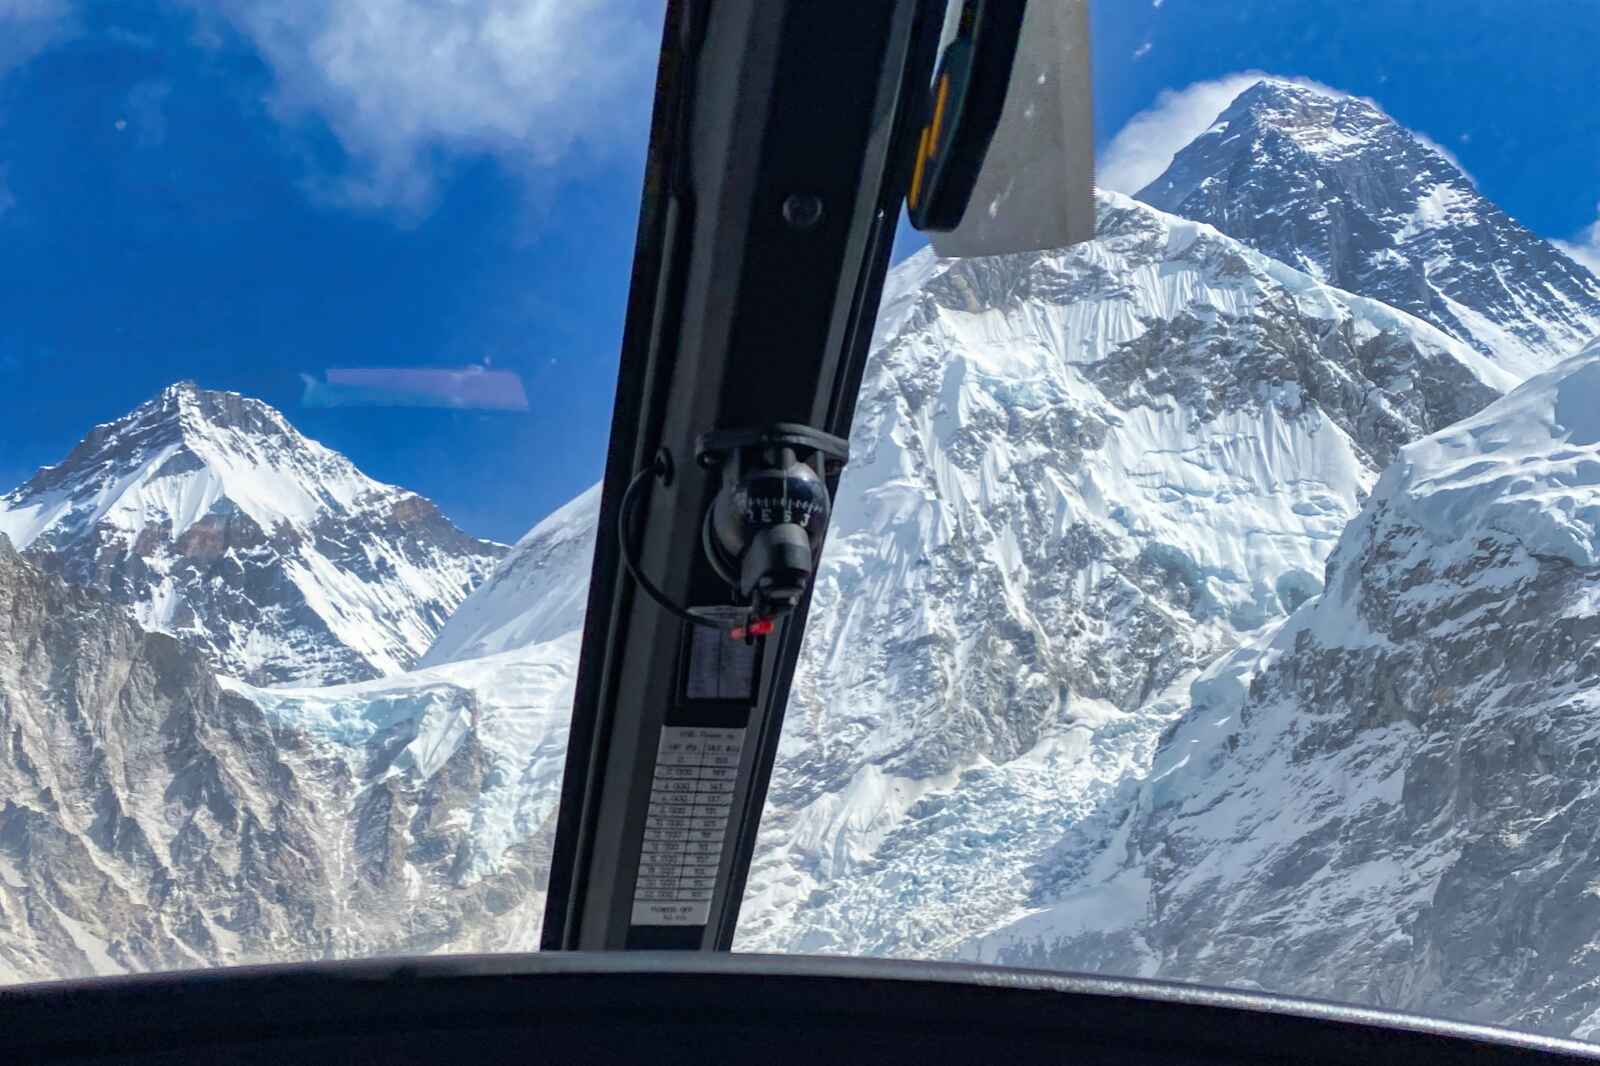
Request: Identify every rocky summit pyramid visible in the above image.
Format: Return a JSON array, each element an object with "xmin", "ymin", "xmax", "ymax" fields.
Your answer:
[
  {"xmin": 0, "ymin": 382, "xmax": 505, "ymax": 686},
  {"xmin": 1138, "ymin": 79, "xmax": 1600, "ymax": 380}
]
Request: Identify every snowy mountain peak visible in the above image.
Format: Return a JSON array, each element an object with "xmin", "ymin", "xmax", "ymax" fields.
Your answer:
[
  {"xmin": 1138, "ymin": 80, "xmax": 1600, "ymax": 378},
  {"xmin": 95, "ymin": 379, "xmax": 291, "ymax": 453},
  {"xmin": 166, "ymin": 379, "xmax": 297, "ymax": 439},
  {"xmin": 9, "ymin": 381, "xmax": 372, "ymax": 544},
  {"xmin": 1222, "ymin": 78, "xmax": 1383, "ymax": 138},
  {"xmin": 1231, "ymin": 76, "xmax": 1336, "ymax": 103},
  {"xmin": 0, "ymin": 383, "xmax": 505, "ymax": 686}
]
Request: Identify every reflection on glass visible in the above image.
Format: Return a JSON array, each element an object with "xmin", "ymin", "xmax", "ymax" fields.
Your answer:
[{"xmin": 304, "ymin": 367, "xmax": 532, "ymax": 412}]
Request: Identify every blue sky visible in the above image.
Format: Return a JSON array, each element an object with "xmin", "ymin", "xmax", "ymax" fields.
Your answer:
[{"xmin": 1, "ymin": 0, "xmax": 1597, "ymax": 543}]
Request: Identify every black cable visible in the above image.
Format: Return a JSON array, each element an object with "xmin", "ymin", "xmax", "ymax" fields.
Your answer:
[{"xmin": 618, "ymin": 461, "xmax": 725, "ymax": 629}]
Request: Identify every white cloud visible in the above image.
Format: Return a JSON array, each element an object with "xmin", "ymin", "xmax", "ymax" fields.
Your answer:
[
  {"xmin": 197, "ymin": 0, "xmax": 662, "ymax": 214},
  {"xmin": 0, "ymin": 0, "xmax": 77, "ymax": 76},
  {"xmin": 1132, "ymin": 41, "xmax": 1152, "ymax": 60},
  {"xmin": 1555, "ymin": 208, "xmax": 1600, "ymax": 276},
  {"xmin": 1097, "ymin": 71, "xmax": 1475, "ymax": 195}
]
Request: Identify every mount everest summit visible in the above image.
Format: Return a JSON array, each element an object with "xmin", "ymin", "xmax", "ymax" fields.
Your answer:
[{"xmin": 1138, "ymin": 80, "xmax": 1600, "ymax": 378}]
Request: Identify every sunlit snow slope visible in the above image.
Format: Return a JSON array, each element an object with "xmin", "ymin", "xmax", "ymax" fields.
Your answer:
[
  {"xmin": 976, "ymin": 341, "xmax": 1600, "ymax": 1040},
  {"xmin": 421, "ymin": 485, "xmax": 598, "ymax": 667},
  {"xmin": 0, "ymin": 382, "xmax": 504, "ymax": 686}
]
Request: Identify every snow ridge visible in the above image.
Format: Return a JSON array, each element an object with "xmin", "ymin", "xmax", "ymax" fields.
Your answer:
[{"xmin": 422, "ymin": 484, "xmax": 598, "ymax": 667}]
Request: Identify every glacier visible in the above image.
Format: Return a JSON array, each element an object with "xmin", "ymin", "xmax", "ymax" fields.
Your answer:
[{"xmin": 230, "ymin": 631, "xmax": 579, "ymax": 889}]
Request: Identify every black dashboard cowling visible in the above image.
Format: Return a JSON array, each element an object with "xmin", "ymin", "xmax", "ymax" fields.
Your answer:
[{"xmin": 0, "ymin": 954, "xmax": 1594, "ymax": 1065}]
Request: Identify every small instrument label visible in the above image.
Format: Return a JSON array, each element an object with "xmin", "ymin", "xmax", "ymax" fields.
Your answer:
[{"xmin": 629, "ymin": 726, "xmax": 744, "ymax": 926}]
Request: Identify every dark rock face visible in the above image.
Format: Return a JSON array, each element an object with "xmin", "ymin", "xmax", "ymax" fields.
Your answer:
[
  {"xmin": 0, "ymin": 382, "xmax": 505, "ymax": 686},
  {"xmin": 1138, "ymin": 80, "xmax": 1600, "ymax": 377},
  {"xmin": 0, "ymin": 535, "xmax": 549, "ymax": 981}
]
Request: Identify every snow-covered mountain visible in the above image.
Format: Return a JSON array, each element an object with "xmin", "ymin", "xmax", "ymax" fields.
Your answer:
[
  {"xmin": 0, "ymin": 382, "xmax": 505, "ymax": 686},
  {"xmin": 0, "ymin": 532, "xmax": 567, "ymax": 980},
  {"xmin": 735, "ymin": 189, "xmax": 1512, "ymax": 955},
  {"xmin": 9, "ymin": 71, "xmax": 1600, "ymax": 1044},
  {"xmin": 401, "ymin": 186, "xmax": 1515, "ymax": 958},
  {"xmin": 976, "ymin": 340, "xmax": 1600, "ymax": 1039},
  {"xmin": 1138, "ymin": 79, "xmax": 1600, "ymax": 379}
]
